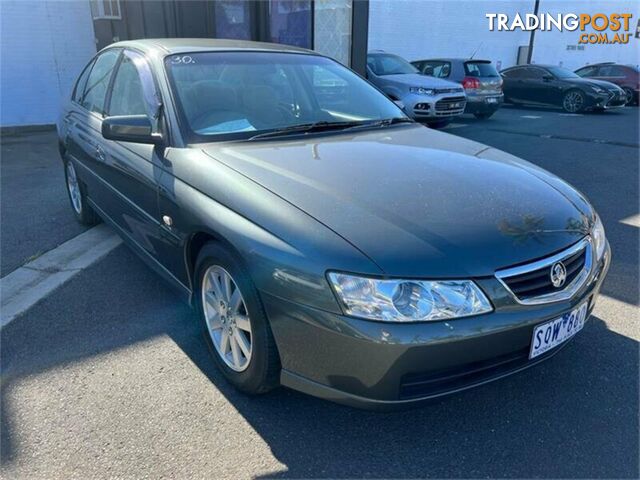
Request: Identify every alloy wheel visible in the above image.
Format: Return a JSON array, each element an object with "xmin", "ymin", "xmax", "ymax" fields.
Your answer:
[
  {"xmin": 563, "ymin": 91, "xmax": 584, "ymax": 113},
  {"xmin": 201, "ymin": 265, "xmax": 252, "ymax": 371},
  {"xmin": 66, "ymin": 161, "xmax": 82, "ymax": 214}
]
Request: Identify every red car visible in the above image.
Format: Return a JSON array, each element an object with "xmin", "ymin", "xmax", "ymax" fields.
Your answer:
[{"xmin": 575, "ymin": 63, "xmax": 639, "ymax": 105}]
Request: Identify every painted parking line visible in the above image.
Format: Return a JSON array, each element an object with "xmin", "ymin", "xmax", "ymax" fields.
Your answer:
[
  {"xmin": 559, "ymin": 113, "xmax": 584, "ymax": 117},
  {"xmin": 0, "ymin": 224, "xmax": 122, "ymax": 328},
  {"xmin": 444, "ymin": 123, "xmax": 468, "ymax": 129},
  {"xmin": 521, "ymin": 115, "xmax": 543, "ymax": 119},
  {"xmin": 620, "ymin": 214, "xmax": 640, "ymax": 228}
]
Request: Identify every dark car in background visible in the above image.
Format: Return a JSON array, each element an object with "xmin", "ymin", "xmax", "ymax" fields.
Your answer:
[
  {"xmin": 58, "ymin": 39, "xmax": 610, "ymax": 409},
  {"xmin": 412, "ymin": 58, "xmax": 503, "ymax": 119},
  {"xmin": 501, "ymin": 65, "xmax": 627, "ymax": 113},
  {"xmin": 575, "ymin": 63, "xmax": 639, "ymax": 105}
]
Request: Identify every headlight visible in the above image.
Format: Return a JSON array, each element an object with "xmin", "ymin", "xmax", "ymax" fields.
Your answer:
[
  {"xmin": 327, "ymin": 272, "xmax": 492, "ymax": 322},
  {"xmin": 409, "ymin": 87, "xmax": 435, "ymax": 96},
  {"xmin": 591, "ymin": 214, "xmax": 606, "ymax": 261}
]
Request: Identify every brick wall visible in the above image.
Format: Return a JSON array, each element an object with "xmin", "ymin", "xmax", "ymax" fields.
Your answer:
[{"xmin": 0, "ymin": 1, "xmax": 96, "ymax": 127}]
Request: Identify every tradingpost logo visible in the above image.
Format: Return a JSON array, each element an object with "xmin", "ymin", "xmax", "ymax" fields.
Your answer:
[{"xmin": 486, "ymin": 13, "xmax": 636, "ymax": 45}]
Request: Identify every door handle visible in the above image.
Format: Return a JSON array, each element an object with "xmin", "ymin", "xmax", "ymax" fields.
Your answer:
[{"xmin": 95, "ymin": 145, "xmax": 106, "ymax": 162}]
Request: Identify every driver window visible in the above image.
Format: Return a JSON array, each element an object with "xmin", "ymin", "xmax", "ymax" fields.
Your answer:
[{"xmin": 108, "ymin": 54, "xmax": 148, "ymax": 116}]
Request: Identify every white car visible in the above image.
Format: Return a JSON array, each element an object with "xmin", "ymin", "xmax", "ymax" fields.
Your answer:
[{"xmin": 366, "ymin": 51, "xmax": 467, "ymax": 127}]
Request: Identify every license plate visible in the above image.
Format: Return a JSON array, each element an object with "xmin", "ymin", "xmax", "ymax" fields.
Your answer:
[
  {"xmin": 529, "ymin": 302, "xmax": 588, "ymax": 359},
  {"xmin": 486, "ymin": 97, "xmax": 498, "ymax": 104}
]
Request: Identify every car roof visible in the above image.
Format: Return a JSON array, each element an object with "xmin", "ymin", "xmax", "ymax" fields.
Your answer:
[
  {"xmin": 412, "ymin": 58, "xmax": 492, "ymax": 63},
  {"xmin": 504, "ymin": 64, "xmax": 561, "ymax": 69},
  {"xmin": 102, "ymin": 38, "xmax": 316, "ymax": 56}
]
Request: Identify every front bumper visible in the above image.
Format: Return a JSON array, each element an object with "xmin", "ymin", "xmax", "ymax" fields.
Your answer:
[
  {"xmin": 264, "ymin": 244, "xmax": 610, "ymax": 410},
  {"xmin": 590, "ymin": 90, "xmax": 627, "ymax": 109},
  {"xmin": 403, "ymin": 92, "xmax": 466, "ymax": 121}
]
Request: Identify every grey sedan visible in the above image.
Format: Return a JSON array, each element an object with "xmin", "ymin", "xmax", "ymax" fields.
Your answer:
[{"xmin": 58, "ymin": 39, "xmax": 610, "ymax": 409}]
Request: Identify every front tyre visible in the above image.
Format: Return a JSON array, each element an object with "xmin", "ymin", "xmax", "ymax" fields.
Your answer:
[
  {"xmin": 64, "ymin": 159, "xmax": 99, "ymax": 226},
  {"xmin": 195, "ymin": 242, "xmax": 280, "ymax": 394},
  {"xmin": 562, "ymin": 90, "xmax": 586, "ymax": 113}
]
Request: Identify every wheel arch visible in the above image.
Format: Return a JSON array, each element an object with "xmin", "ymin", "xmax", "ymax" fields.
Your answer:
[{"xmin": 185, "ymin": 229, "xmax": 244, "ymax": 292}]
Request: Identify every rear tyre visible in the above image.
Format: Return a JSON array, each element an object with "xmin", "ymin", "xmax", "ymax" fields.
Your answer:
[
  {"xmin": 562, "ymin": 89, "xmax": 586, "ymax": 113},
  {"xmin": 64, "ymin": 159, "xmax": 99, "ymax": 226},
  {"xmin": 474, "ymin": 112, "xmax": 494, "ymax": 119},
  {"xmin": 195, "ymin": 242, "xmax": 280, "ymax": 394}
]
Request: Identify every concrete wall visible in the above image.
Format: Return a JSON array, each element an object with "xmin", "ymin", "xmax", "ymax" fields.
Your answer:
[
  {"xmin": 0, "ymin": 1, "xmax": 96, "ymax": 127},
  {"xmin": 530, "ymin": 1, "xmax": 640, "ymax": 70},
  {"xmin": 368, "ymin": 0, "xmax": 531, "ymax": 71},
  {"xmin": 368, "ymin": 0, "xmax": 640, "ymax": 71}
]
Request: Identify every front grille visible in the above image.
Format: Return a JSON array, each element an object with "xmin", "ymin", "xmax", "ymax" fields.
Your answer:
[
  {"xmin": 434, "ymin": 87, "xmax": 464, "ymax": 94},
  {"xmin": 399, "ymin": 346, "xmax": 562, "ymax": 400},
  {"xmin": 435, "ymin": 96, "xmax": 466, "ymax": 111},
  {"xmin": 502, "ymin": 247, "xmax": 586, "ymax": 300}
]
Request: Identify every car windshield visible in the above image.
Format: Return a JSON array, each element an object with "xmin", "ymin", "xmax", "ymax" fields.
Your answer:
[
  {"xmin": 547, "ymin": 66, "xmax": 580, "ymax": 79},
  {"xmin": 368, "ymin": 54, "xmax": 419, "ymax": 76},
  {"xmin": 165, "ymin": 52, "xmax": 407, "ymax": 142},
  {"xmin": 464, "ymin": 61, "xmax": 499, "ymax": 77}
]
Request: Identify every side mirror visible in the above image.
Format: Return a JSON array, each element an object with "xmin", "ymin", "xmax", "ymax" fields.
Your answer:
[
  {"xmin": 102, "ymin": 115, "xmax": 162, "ymax": 145},
  {"xmin": 542, "ymin": 75, "xmax": 554, "ymax": 82}
]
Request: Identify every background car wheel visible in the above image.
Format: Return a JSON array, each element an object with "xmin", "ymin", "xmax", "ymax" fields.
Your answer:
[
  {"xmin": 562, "ymin": 90, "xmax": 586, "ymax": 113},
  {"xmin": 427, "ymin": 119, "xmax": 451, "ymax": 129},
  {"xmin": 195, "ymin": 242, "xmax": 280, "ymax": 394},
  {"xmin": 622, "ymin": 87, "xmax": 637, "ymax": 106},
  {"xmin": 64, "ymin": 159, "xmax": 99, "ymax": 226},
  {"xmin": 473, "ymin": 112, "xmax": 494, "ymax": 119}
]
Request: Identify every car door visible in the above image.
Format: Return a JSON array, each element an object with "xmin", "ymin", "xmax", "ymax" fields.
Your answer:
[
  {"xmin": 518, "ymin": 67, "xmax": 541, "ymax": 103},
  {"xmin": 98, "ymin": 48, "xmax": 166, "ymax": 260},
  {"xmin": 501, "ymin": 68, "xmax": 526, "ymax": 101},
  {"xmin": 64, "ymin": 48, "xmax": 122, "ymax": 209}
]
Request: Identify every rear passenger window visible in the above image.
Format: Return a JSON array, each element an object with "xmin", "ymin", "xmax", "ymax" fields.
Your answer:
[{"xmin": 81, "ymin": 49, "xmax": 121, "ymax": 115}]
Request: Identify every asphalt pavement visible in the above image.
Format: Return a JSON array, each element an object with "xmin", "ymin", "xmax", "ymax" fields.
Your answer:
[{"xmin": 1, "ymin": 106, "xmax": 638, "ymax": 479}]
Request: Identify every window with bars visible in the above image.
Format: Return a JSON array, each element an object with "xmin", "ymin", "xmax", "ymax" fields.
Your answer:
[{"xmin": 90, "ymin": 0, "xmax": 121, "ymax": 20}]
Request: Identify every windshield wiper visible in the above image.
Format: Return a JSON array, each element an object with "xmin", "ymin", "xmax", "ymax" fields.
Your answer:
[
  {"xmin": 248, "ymin": 121, "xmax": 365, "ymax": 140},
  {"xmin": 247, "ymin": 118, "xmax": 414, "ymax": 141},
  {"xmin": 350, "ymin": 117, "xmax": 414, "ymax": 129}
]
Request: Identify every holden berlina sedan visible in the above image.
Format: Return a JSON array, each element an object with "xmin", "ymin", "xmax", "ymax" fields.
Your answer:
[
  {"xmin": 58, "ymin": 39, "xmax": 610, "ymax": 409},
  {"xmin": 501, "ymin": 64, "xmax": 627, "ymax": 113}
]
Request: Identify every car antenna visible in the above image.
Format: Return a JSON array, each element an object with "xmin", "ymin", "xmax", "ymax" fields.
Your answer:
[{"xmin": 469, "ymin": 42, "xmax": 483, "ymax": 60}]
